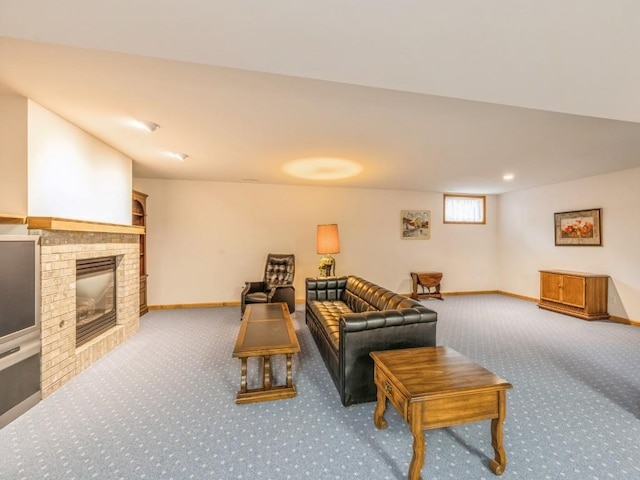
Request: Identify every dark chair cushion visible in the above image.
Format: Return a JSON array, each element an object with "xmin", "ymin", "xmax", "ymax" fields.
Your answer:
[{"xmin": 245, "ymin": 292, "xmax": 268, "ymax": 303}]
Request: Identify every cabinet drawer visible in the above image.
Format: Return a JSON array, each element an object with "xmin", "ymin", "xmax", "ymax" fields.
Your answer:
[{"xmin": 374, "ymin": 368, "xmax": 407, "ymax": 419}]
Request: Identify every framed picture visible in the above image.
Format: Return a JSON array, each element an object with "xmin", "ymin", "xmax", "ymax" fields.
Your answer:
[
  {"xmin": 554, "ymin": 208, "xmax": 602, "ymax": 246},
  {"xmin": 401, "ymin": 210, "xmax": 430, "ymax": 240}
]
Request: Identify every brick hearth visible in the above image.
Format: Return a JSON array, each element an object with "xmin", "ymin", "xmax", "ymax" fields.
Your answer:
[{"xmin": 33, "ymin": 229, "xmax": 140, "ymax": 397}]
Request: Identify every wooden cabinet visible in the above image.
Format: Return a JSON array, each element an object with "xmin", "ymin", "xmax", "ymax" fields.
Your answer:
[
  {"xmin": 132, "ymin": 190, "xmax": 149, "ymax": 316},
  {"xmin": 538, "ymin": 270, "xmax": 609, "ymax": 320}
]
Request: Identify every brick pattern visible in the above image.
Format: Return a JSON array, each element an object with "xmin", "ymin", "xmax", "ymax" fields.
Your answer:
[{"xmin": 33, "ymin": 230, "xmax": 140, "ymax": 398}]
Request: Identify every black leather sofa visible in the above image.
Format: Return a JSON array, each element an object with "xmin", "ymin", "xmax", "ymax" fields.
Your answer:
[{"xmin": 305, "ymin": 275, "xmax": 438, "ymax": 406}]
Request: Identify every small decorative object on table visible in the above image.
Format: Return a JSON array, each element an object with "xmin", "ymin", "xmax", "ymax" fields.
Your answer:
[{"xmin": 410, "ymin": 272, "xmax": 443, "ymax": 300}]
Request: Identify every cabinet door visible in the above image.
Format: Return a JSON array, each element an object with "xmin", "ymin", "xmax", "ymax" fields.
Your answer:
[
  {"xmin": 561, "ymin": 275, "xmax": 586, "ymax": 308},
  {"xmin": 540, "ymin": 272, "xmax": 562, "ymax": 301}
]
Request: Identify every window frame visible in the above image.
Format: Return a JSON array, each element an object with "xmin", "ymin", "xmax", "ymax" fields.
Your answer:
[{"xmin": 443, "ymin": 194, "xmax": 486, "ymax": 225}]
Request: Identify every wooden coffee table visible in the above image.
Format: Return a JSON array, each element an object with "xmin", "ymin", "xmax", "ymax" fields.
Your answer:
[
  {"xmin": 232, "ymin": 303, "xmax": 300, "ymax": 404},
  {"xmin": 370, "ymin": 346, "xmax": 512, "ymax": 479}
]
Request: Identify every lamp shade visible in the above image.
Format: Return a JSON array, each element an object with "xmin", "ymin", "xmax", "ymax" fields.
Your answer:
[{"xmin": 317, "ymin": 224, "xmax": 340, "ymax": 254}]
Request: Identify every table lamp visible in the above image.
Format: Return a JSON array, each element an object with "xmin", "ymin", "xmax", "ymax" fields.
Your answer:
[{"xmin": 317, "ymin": 224, "xmax": 340, "ymax": 276}]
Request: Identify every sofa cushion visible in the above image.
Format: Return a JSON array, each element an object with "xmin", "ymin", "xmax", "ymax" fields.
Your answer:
[
  {"xmin": 307, "ymin": 300, "xmax": 353, "ymax": 349},
  {"xmin": 245, "ymin": 292, "xmax": 268, "ymax": 303}
]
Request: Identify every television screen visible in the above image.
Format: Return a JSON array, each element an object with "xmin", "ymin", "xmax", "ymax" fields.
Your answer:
[{"xmin": 0, "ymin": 237, "xmax": 39, "ymax": 339}]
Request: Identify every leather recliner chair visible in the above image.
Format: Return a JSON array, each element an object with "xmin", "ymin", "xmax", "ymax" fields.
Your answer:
[{"xmin": 241, "ymin": 253, "xmax": 296, "ymax": 317}]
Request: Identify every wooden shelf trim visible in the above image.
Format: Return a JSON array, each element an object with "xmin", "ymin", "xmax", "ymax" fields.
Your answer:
[
  {"xmin": 0, "ymin": 213, "xmax": 28, "ymax": 224},
  {"xmin": 26, "ymin": 217, "xmax": 145, "ymax": 235}
]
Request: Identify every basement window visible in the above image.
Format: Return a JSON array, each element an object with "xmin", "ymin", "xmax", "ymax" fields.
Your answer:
[{"xmin": 443, "ymin": 194, "xmax": 486, "ymax": 224}]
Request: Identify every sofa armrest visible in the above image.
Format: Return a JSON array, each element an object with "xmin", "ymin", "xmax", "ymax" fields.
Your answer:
[
  {"xmin": 269, "ymin": 284, "xmax": 296, "ymax": 313},
  {"xmin": 242, "ymin": 281, "xmax": 266, "ymax": 296},
  {"xmin": 337, "ymin": 305, "xmax": 437, "ymax": 406},
  {"xmin": 267, "ymin": 283, "xmax": 294, "ymax": 302}
]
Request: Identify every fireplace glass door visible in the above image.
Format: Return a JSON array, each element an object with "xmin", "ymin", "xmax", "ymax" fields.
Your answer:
[{"xmin": 76, "ymin": 256, "xmax": 117, "ymax": 346}]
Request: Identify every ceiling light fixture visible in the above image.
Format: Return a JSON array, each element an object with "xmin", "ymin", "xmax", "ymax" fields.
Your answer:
[
  {"xmin": 503, "ymin": 173, "xmax": 515, "ymax": 181},
  {"xmin": 283, "ymin": 157, "xmax": 363, "ymax": 180},
  {"xmin": 169, "ymin": 152, "xmax": 189, "ymax": 162},
  {"xmin": 133, "ymin": 120, "xmax": 160, "ymax": 132}
]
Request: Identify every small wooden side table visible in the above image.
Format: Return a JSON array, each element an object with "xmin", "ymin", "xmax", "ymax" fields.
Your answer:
[
  {"xmin": 371, "ymin": 347, "xmax": 512, "ymax": 479},
  {"xmin": 410, "ymin": 272, "xmax": 443, "ymax": 300}
]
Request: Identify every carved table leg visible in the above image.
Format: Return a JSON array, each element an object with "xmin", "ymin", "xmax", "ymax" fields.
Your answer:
[
  {"xmin": 489, "ymin": 390, "xmax": 507, "ymax": 475},
  {"xmin": 408, "ymin": 403, "xmax": 425, "ymax": 480},
  {"xmin": 410, "ymin": 273, "xmax": 419, "ymax": 300},
  {"xmin": 373, "ymin": 380, "xmax": 388, "ymax": 430},
  {"xmin": 240, "ymin": 358, "xmax": 248, "ymax": 393},
  {"xmin": 433, "ymin": 282, "xmax": 443, "ymax": 299},
  {"xmin": 285, "ymin": 353, "xmax": 293, "ymax": 388},
  {"xmin": 262, "ymin": 356, "xmax": 272, "ymax": 390}
]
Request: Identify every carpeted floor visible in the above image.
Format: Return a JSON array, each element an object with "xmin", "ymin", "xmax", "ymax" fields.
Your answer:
[{"xmin": 1, "ymin": 294, "xmax": 639, "ymax": 479}]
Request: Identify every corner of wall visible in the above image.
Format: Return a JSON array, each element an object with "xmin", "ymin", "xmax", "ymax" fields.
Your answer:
[{"xmin": 0, "ymin": 95, "xmax": 28, "ymax": 215}]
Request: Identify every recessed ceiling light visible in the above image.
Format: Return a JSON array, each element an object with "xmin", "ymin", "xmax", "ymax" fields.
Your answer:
[
  {"xmin": 283, "ymin": 157, "xmax": 363, "ymax": 180},
  {"xmin": 132, "ymin": 120, "xmax": 160, "ymax": 132},
  {"xmin": 503, "ymin": 173, "xmax": 515, "ymax": 181},
  {"xmin": 168, "ymin": 152, "xmax": 188, "ymax": 162}
]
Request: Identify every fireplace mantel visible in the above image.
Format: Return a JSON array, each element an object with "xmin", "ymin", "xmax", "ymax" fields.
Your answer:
[
  {"xmin": 0, "ymin": 213, "xmax": 27, "ymax": 224},
  {"xmin": 0, "ymin": 214, "xmax": 144, "ymax": 235}
]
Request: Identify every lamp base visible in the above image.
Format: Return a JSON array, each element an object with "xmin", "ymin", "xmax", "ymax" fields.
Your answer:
[{"xmin": 318, "ymin": 255, "xmax": 335, "ymax": 277}]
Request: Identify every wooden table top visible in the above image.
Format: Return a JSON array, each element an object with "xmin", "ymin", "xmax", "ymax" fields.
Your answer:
[
  {"xmin": 410, "ymin": 272, "xmax": 443, "ymax": 288},
  {"xmin": 232, "ymin": 303, "xmax": 300, "ymax": 358},
  {"xmin": 370, "ymin": 346, "xmax": 511, "ymax": 401}
]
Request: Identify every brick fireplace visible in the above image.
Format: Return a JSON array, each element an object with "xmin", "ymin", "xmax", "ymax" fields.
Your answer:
[{"xmin": 32, "ymin": 224, "xmax": 141, "ymax": 398}]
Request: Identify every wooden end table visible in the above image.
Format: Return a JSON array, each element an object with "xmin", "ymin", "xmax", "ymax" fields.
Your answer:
[
  {"xmin": 370, "ymin": 346, "xmax": 512, "ymax": 479},
  {"xmin": 232, "ymin": 303, "xmax": 300, "ymax": 404},
  {"xmin": 410, "ymin": 272, "xmax": 443, "ymax": 300}
]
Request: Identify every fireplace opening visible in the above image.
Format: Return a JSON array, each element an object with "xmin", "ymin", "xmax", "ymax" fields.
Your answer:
[{"xmin": 76, "ymin": 256, "xmax": 117, "ymax": 347}]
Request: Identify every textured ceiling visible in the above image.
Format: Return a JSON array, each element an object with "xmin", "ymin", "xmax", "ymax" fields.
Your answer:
[{"xmin": 1, "ymin": 0, "xmax": 639, "ymax": 194}]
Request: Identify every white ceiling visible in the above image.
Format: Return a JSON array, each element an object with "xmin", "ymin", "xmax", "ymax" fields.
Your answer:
[{"xmin": 1, "ymin": 0, "xmax": 639, "ymax": 194}]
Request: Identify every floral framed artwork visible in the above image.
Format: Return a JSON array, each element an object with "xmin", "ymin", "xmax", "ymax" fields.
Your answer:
[
  {"xmin": 401, "ymin": 210, "xmax": 430, "ymax": 240},
  {"xmin": 554, "ymin": 208, "xmax": 602, "ymax": 246}
]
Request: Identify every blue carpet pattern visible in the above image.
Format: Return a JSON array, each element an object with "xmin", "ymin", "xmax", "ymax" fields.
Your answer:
[{"xmin": 1, "ymin": 294, "xmax": 639, "ymax": 479}]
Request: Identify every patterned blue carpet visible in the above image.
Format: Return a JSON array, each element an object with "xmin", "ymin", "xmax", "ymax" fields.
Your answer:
[{"xmin": 1, "ymin": 294, "xmax": 639, "ymax": 479}]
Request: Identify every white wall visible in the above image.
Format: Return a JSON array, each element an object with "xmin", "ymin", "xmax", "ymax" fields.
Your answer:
[
  {"xmin": 27, "ymin": 101, "xmax": 132, "ymax": 224},
  {"xmin": 498, "ymin": 167, "xmax": 640, "ymax": 321},
  {"xmin": 0, "ymin": 95, "xmax": 28, "ymax": 215},
  {"xmin": 133, "ymin": 178, "xmax": 499, "ymax": 306}
]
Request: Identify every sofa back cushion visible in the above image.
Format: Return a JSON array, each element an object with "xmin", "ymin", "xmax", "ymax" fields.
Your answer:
[
  {"xmin": 343, "ymin": 276, "xmax": 419, "ymax": 313},
  {"xmin": 306, "ymin": 276, "xmax": 347, "ymax": 301}
]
